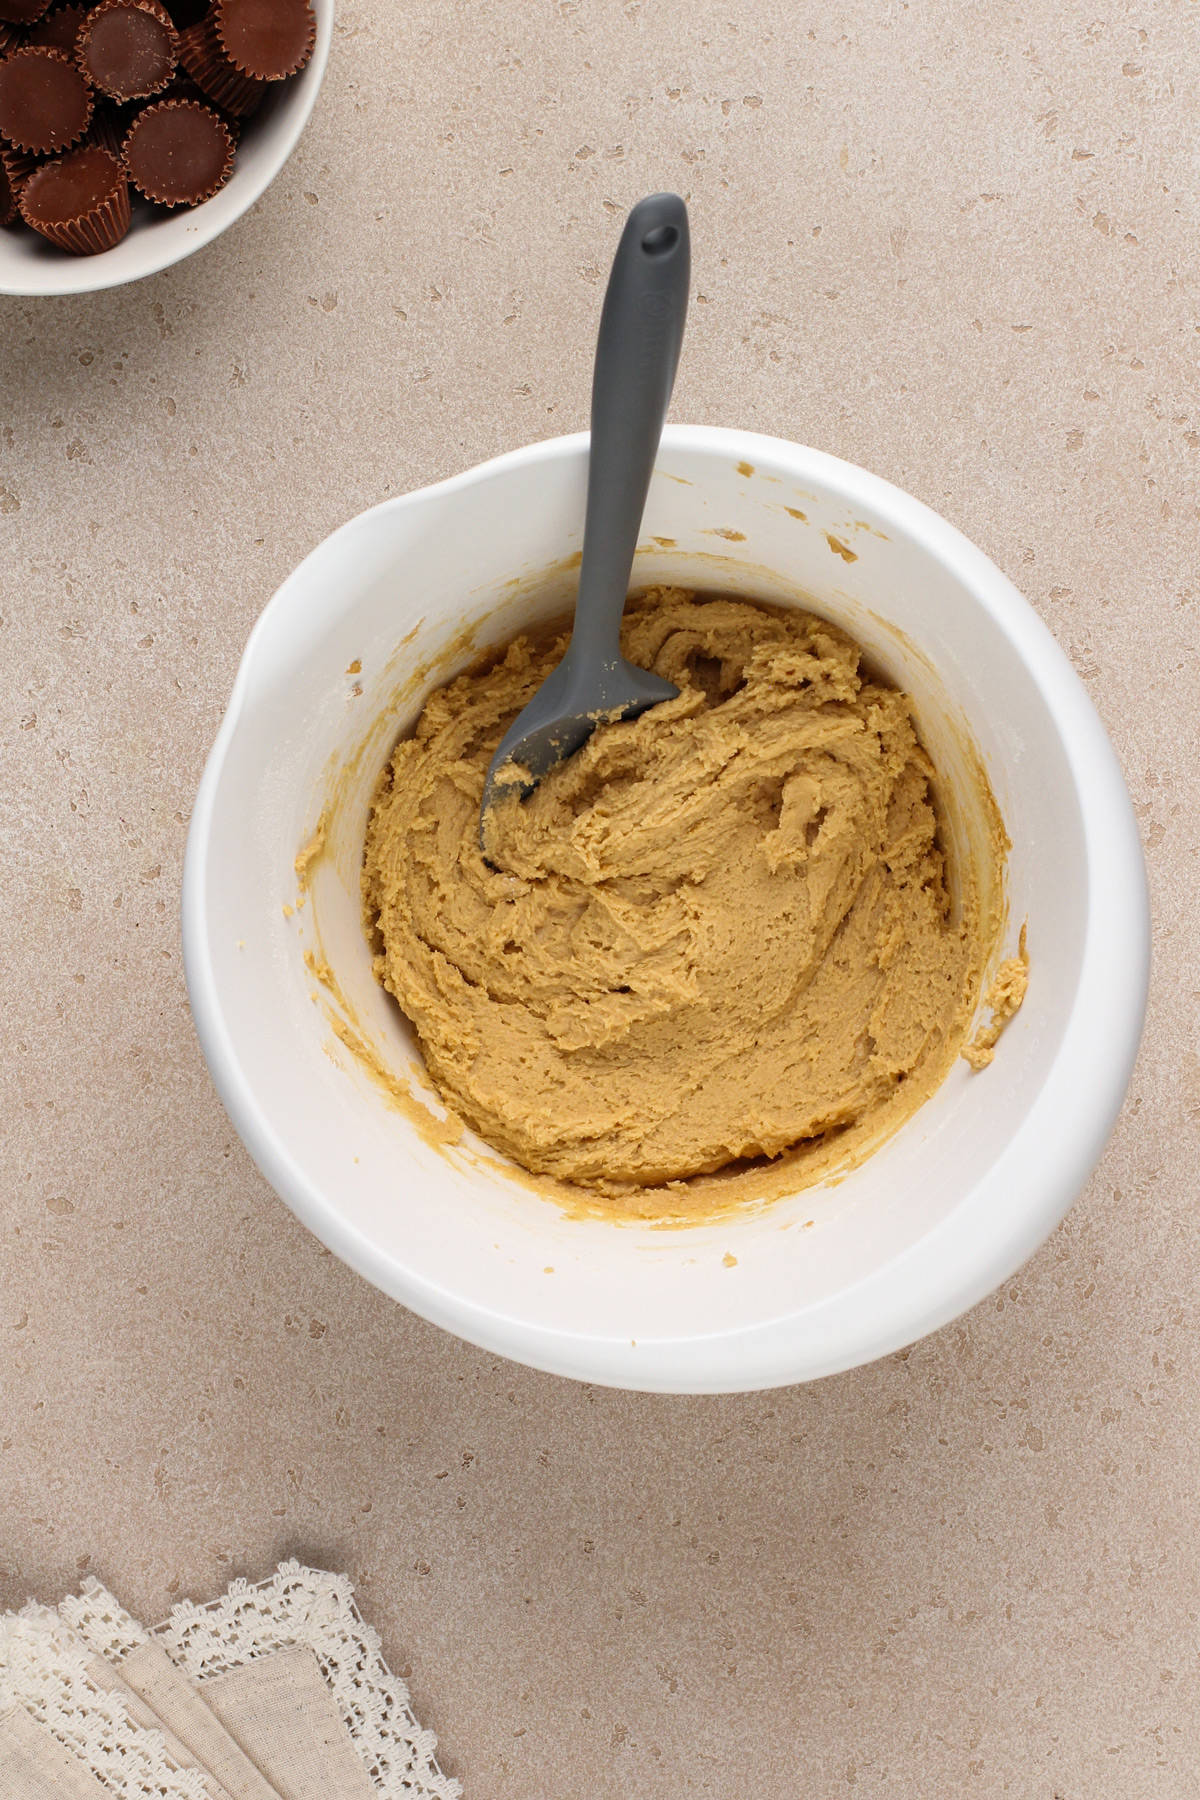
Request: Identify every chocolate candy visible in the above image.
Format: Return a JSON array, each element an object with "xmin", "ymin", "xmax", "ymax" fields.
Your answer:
[
  {"xmin": 176, "ymin": 16, "xmax": 264, "ymax": 116},
  {"xmin": 19, "ymin": 141, "xmax": 130, "ymax": 251},
  {"xmin": 78, "ymin": 0, "xmax": 178, "ymax": 103},
  {"xmin": 124, "ymin": 96, "xmax": 233, "ymax": 205},
  {"xmin": 26, "ymin": 5, "xmax": 91, "ymax": 55},
  {"xmin": 0, "ymin": 46, "xmax": 92, "ymax": 154},
  {"xmin": 214, "ymin": 0, "xmax": 314, "ymax": 82}
]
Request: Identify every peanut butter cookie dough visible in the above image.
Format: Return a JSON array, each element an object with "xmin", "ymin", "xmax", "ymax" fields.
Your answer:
[{"xmin": 363, "ymin": 589, "xmax": 1013, "ymax": 1193}]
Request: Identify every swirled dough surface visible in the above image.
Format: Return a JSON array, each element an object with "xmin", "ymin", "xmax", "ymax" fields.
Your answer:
[{"xmin": 363, "ymin": 589, "xmax": 1003, "ymax": 1193}]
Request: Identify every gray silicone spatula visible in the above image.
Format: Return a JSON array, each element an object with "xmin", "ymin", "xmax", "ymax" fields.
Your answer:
[{"xmin": 479, "ymin": 191, "xmax": 691, "ymax": 843}]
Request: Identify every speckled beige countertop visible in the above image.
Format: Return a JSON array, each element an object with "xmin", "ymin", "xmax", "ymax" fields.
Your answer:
[{"xmin": 1, "ymin": 4, "xmax": 1196, "ymax": 1795}]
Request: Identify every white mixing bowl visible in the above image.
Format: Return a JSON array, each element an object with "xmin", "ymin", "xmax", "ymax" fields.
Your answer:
[
  {"xmin": 182, "ymin": 427, "xmax": 1149, "ymax": 1393},
  {"xmin": 0, "ymin": 0, "xmax": 332, "ymax": 298}
]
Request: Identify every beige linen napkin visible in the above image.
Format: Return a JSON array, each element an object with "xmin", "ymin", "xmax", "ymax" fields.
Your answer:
[
  {"xmin": 57, "ymin": 1599, "xmax": 371, "ymax": 1800},
  {"xmin": 63, "ymin": 1563, "xmax": 460, "ymax": 1800},
  {"xmin": 13, "ymin": 1611, "xmax": 270, "ymax": 1799},
  {"xmin": 2, "ymin": 1564, "xmax": 458, "ymax": 1799}
]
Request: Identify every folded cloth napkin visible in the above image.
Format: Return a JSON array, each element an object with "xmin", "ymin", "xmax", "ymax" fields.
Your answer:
[{"xmin": 0, "ymin": 1563, "xmax": 460, "ymax": 1800}]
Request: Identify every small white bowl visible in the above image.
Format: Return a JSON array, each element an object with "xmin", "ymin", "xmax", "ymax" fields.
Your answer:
[
  {"xmin": 0, "ymin": 0, "xmax": 333, "ymax": 297},
  {"xmin": 183, "ymin": 427, "xmax": 1150, "ymax": 1393}
]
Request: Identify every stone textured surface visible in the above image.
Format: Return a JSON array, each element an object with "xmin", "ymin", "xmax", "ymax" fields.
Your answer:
[{"xmin": 1, "ymin": 3, "xmax": 1196, "ymax": 1795}]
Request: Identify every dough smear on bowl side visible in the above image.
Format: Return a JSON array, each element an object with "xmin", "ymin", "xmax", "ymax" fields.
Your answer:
[{"xmin": 362, "ymin": 587, "xmax": 1022, "ymax": 1202}]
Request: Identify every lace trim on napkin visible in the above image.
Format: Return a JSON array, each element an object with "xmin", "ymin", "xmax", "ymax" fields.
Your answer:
[
  {"xmin": 61, "ymin": 1579, "xmax": 152, "ymax": 1665},
  {"xmin": 0, "ymin": 1603, "xmax": 211, "ymax": 1800}
]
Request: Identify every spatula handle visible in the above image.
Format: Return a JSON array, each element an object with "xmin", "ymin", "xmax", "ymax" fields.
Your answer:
[{"xmin": 571, "ymin": 192, "xmax": 691, "ymax": 666}]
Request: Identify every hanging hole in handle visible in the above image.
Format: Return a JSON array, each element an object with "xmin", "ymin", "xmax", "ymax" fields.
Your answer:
[{"xmin": 641, "ymin": 223, "xmax": 679, "ymax": 256}]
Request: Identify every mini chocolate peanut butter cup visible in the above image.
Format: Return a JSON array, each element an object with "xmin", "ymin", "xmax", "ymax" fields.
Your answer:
[
  {"xmin": 0, "ymin": 0, "xmax": 53, "ymax": 25},
  {"xmin": 19, "ymin": 141, "xmax": 130, "ymax": 250},
  {"xmin": 78, "ymin": 0, "xmax": 178, "ymax": 102},
  {"xmin": 0, "ymin": 155, "xmax": 16, "ymax": 226},
  {"xmin": 176, "ymin": 15, "xmax": 264, "ymax": 116},
  {"xmin": 123, "ymin": 96, "xmax": 232, "ymax": 205},
  {"xmin": 0, "ymin": 46, "xmax": 92, "ymax": 154},
  {"xmin": 214, "ymin": 0, "xmax": 314, "ymax": 81},
  {"xmin": 27, "ymin": 4, "xmax": 90, "ymax": 54}
]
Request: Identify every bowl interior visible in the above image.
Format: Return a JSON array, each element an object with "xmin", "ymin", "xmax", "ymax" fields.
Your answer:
[
  {"xmin": 187, "ymin": 431, "xmax": 1112, "ymax": 1388},
  {"xmin": 0, "ymin": 0, "xmax": 333, "ymax": 297}
]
